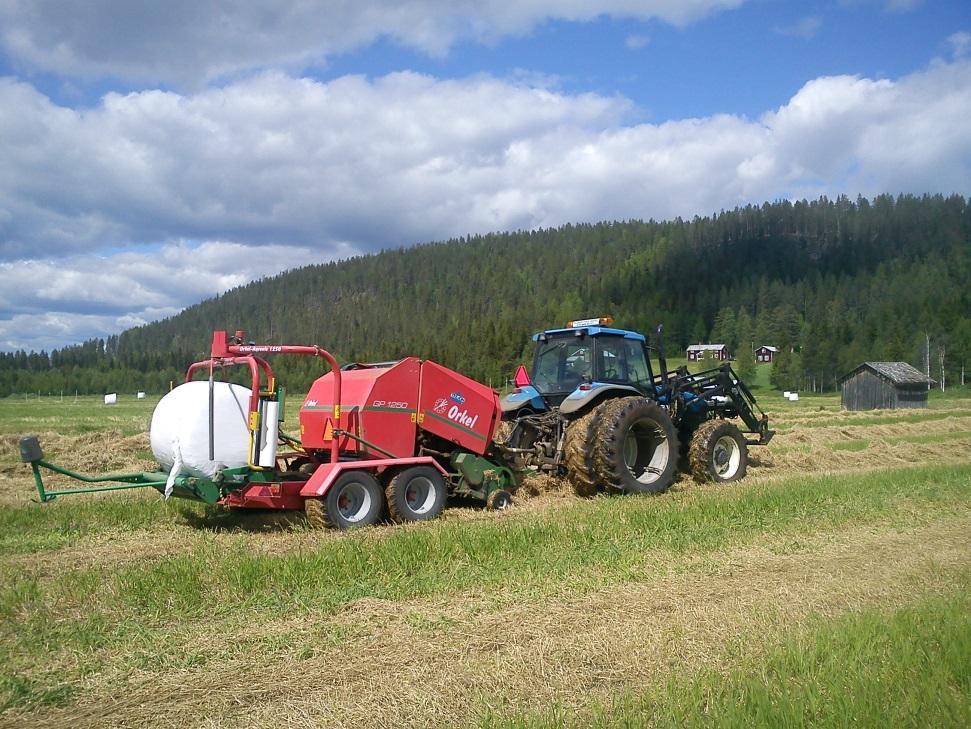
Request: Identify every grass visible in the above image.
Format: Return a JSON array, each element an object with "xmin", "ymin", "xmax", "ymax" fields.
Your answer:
[
  {"xmin": 485, "ymin": 590, "xmax": 971, "ymax": 728},
  {"xmin": 828, "ymin": 438, "xmax": 869, "ymax": 451},
  {"xmin": 1, "ymin": 388, "xmax": 971, "ymax": 726},
  {"xmin": 0, "ymin": 494, "xmax": 190, "ymax": 555},
  {"xmin": 0, "ymin": 395, "xmax": 160, "ymax": 437},
  {"xmin": 2, "ymin": 462, "xmax": 969, "ymax": 716},
  {"xmin": 0, "ymin": 393, "xmax": 310, "ymax": 438}
]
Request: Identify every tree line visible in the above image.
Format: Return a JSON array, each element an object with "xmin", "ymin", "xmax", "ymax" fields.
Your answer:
[{"xmin": 2, "ymin": 193, "xmax": 968, "ymax": 397}]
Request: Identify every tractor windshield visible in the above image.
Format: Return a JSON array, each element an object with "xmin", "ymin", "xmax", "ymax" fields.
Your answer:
[{"xmin": 532, "ymin": 336, "xmax": 594, "ymax": 394}]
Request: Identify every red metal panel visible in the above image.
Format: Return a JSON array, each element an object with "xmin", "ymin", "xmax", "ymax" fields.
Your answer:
[
  {"xmin": 221, "ymin": 480, "xmax": 306, "ymax": 510},
  {"xmin": 300, "ymin": 359, "xmax": 420, "ymax": 458},
  {"xmin": 417, "ymin": 361, "xmax": 500, "ymax": 455},
  {"xmin": 300, "ymin": 368, "xmax": 380, "ymax": 452},
  {"xmin": 360, "ymin": 357, "xmax": 420, "ymax": 458},
  {"xmin": 299, "ymin": 457, "xmax": 446, "ymax": 497}
]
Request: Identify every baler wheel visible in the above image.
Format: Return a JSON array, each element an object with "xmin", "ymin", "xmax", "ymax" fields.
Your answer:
[
  {"xmin": 486, "ymin": 489, "xmax": 513, "ymax": 511},
  {"xmin": 593, "ymin": 397, "xmax": 678, "ymax": 494},
  {"xmin": 385, "ymin": 466, "xmax": 446, "ymax": 523},
  {"xmin": 304, "ymin": 497, "xmax": 328, "ymax": 529},
  {"xmin": 688, "ymin": 420, "xmax": 748, "ymax": 483},
  {"xmin": 306, "ymin": 471, "xmax": 384, "ymax": 529}
]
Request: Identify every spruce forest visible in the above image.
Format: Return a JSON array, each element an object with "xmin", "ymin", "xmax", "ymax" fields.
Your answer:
[{"xmin": 2, "ymin": 193, "xmax": 969, "ymax": 397}]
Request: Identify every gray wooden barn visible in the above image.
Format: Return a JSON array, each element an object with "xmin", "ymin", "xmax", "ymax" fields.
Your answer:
[{"xmin": 838, "ymin": 362, "xmax": 934, "ymax": 411}]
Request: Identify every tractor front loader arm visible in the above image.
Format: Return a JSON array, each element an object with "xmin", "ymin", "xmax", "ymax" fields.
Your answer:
[{"xmin": 670, "ymin": 364, "xmax": 774, "ymax": 445}]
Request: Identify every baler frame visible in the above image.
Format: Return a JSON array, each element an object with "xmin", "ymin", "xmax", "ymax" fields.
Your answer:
[{"xmin": 22, "ymin": 329, "xmax": 518, "ymax": 525}]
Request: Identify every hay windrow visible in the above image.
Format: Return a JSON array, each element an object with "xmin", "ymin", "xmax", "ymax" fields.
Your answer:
[{"xmin": 10, "ymin": 514, "xmax": 970, "ymax": 729}]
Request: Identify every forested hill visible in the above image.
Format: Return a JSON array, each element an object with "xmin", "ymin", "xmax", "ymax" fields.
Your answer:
[{"xmin": 3, "ymin": 193, "xmax": 970, "ymax": 396}]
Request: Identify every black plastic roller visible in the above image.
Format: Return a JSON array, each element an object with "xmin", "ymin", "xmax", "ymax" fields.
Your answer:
[{"xmin": 19, "ymin": 435, "xmax": 43, "ymax": 463}]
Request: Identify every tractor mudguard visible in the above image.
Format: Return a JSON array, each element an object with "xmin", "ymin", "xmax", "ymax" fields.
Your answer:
[
  {"xmin": 559, "ymin": 383, "xmax": 643, "ymax": 415},
  {"xmin": 500, "ymin": 385, "xmax": 546, "ymax": 414},
  {"xmin": 299, "ymin": 457, "xmax": 447, "ymax": 497}
]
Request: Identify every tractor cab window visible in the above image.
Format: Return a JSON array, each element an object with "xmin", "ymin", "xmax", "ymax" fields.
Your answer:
[
  {"xmin": 595, "ymin": 338, "xmax": 628, "ymax": 382},
  {"xmin": 595, "ymin": 336, "xmax": 653, "ymax": 392},
  {"xmin": 623, "ymin": 339, "xmax": 653, "ymax": 391},
  {"xmin": 532, "ymin": 336, "xmax": 593, "ymax": 394}
]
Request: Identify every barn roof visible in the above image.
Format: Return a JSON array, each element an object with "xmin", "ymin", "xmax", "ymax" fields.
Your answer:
[
  {"xmin": 838, "ymin": 361, "xmax": 935, "ymax": 386},
  {"xmin": 757, "ymin": 345, "xmax": 779, "ymax": 352}
]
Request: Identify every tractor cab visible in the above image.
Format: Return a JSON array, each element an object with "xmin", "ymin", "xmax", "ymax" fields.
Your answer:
[{"xmin": 502, "ymin": 317, "xmax": 655, "ymax": 415}]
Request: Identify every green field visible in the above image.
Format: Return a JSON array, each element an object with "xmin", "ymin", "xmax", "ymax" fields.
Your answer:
[{"xmin": 0, "ymin": 390, "xmax": 969, "ymax": 727}]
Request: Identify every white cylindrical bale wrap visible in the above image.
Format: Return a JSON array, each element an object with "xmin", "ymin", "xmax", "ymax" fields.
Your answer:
[{"xmin": 150, "ymin": 381, "xmax": 252, "ymax": 479}]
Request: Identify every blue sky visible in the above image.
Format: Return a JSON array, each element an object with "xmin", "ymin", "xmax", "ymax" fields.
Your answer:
[
  {"xmin": 0, "ymin": 0, "xmax": 969, "ymax": 352},
  {"xmin": 322, "ymin": 2, "xmax": 969, "ymax": 121}
]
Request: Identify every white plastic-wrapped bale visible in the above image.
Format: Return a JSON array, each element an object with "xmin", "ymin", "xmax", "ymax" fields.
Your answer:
[{"xmin": 150, "ymin": 381, "xmax": 251, "ymax": 479}]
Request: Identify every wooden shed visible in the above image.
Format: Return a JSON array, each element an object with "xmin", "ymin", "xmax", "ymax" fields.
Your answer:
[
  {"xmin": 755, "ymin": 345, "xmax": 778, "ymax": 363},
  {"xmin": 686, "ymin": 344, "xmax": 730, "ymax": 362},
  {"xmin": 838, "ymin": 362, "xmax": 934, "ymax": 411}
]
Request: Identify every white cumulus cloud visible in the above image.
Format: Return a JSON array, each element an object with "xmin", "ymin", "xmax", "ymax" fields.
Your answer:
[
  {"xmin": 1, "ymin": 59, "xmax": 970, "ymax": 351},
  {"xmin": 0, "ymin": 241, "xmax": 340, "ymax": 351},
  {"xmin": 0, "ymin": 1, "xmax": 747, "ymax": 86}
]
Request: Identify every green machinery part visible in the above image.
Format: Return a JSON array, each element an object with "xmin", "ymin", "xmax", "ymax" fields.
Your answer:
[
  {"xmin": 19, "ymin": 434, "xmax": 239, "ymax": 505},
  {"xmin": 450, "ymin": 451, "xmax": 518, "ymax": 501}
]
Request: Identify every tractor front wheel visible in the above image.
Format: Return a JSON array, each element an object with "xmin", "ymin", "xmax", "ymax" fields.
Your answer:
[
  {"xmin": 688, "ymin": 420, "xmax": 748, "ymax": 483},
  {"xmin": 593, "ymin": 398, "xmax": 679, "ymax": 494},
  {"xmin": 306, "ymin": 471, "xmax": 385, "ymax": 529},
  {"xmin": 386, "ymin": 466, "xmax": 447, "ymax": 523}
]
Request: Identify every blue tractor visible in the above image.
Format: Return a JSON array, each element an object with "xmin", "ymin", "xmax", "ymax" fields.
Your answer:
[{"xmin": 500, "ymin": 317, "xmax": 773, "ymax": 495}]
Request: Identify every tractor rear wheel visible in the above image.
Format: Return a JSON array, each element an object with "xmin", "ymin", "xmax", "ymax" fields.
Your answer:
[
  {"xmin": 688, "ymin": 420, "xmax": 748, "ymax": 483},
  {"xmin": 593, "ymin": 398, "xmax": 678, "ymax": 494},
  {"xmin": 564, "ymin": 404, "xmax": 608, "ymax": 497},
  {"xmin": 386, "ymin": 466, "xmax": 446, "ymax": 523},
  {"xmin": 306, "ymin": 471, "xmax": 384, "ymax": 529}
]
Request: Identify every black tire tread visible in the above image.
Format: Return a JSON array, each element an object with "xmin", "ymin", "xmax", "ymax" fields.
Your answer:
[
  {"xmin": 385, "ymin": 466, "xmax": 446, "ymax": 523},
  {"xmin": 304, "ymin": 496, "xmax": 328, "ymax": 529},
  {"xmin": 564, "ymin": 404, "xmax": 608, "ymax": 497},
  {"xmin": 590, "ymin": 397, "xmax": 632, "ymax": 494},
  {"xmin": 594, "ymin": 397, "xmax": 679, "ymax": 494}
]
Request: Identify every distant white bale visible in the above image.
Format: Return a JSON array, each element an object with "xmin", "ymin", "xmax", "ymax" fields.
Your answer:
[
  {"xmin": 136, "ymin": 391, "xmax": 146, "ymax": 399},
  {"xmin": 150, "ymin": 381, "xmax": 251, "ymax": 479},
  {"xmin": 788, "ymin": 393, "xmax": 800, "ymax": 401},
  {"xmin": 104, "ymin": 393, "xmax": 117, "ymax": 405},
  {"xmin": 783, "ymin": 391, "xmax": 791, "ymax": 398}
]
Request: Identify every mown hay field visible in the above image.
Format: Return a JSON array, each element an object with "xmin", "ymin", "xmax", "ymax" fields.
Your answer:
[{"xmin": 0, "ymin": 390, "xmax": 969, "ymax": 728}]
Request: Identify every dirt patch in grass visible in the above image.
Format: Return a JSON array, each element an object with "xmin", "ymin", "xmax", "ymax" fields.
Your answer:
[{"xmin": 12, "ymin": 512, "xmax": 970, "ymax": 729}]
